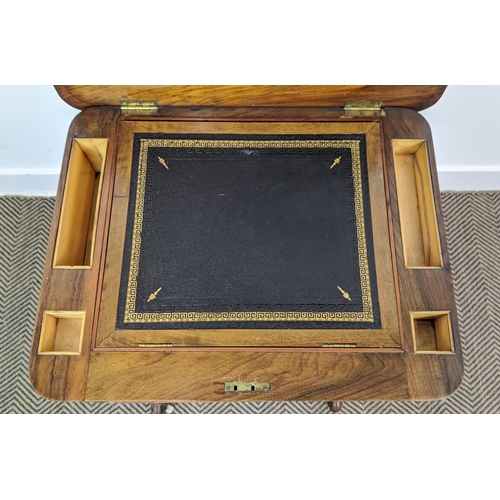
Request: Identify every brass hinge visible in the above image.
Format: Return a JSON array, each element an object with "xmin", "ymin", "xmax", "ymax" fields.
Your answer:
[
  {"xmin": 343, "ymin": 100, "xmax": 382, "ymax": 117},
  {"xmin": 322, "ymin": 343, "xmax": 357, "ymax": 348},
  {"xmin": 224, "ymin": 382, "xmax": 270, "ymax": 393},
  {"xmin": 120, "ymin": 99, "xmax": 159, "ymax": 116},
  {"xmin": 138, "ymin": 343, "xmax": 174, "ymax": 348}
]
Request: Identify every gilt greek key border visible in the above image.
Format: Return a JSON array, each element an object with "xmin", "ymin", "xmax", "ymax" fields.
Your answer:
[{"xmin": 124, "ymin": 139, "xmax": 374, "ymax": 323}]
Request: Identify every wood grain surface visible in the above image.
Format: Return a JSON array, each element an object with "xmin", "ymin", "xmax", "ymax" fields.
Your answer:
[
  {"xmin": 54, "ymin": 85, "xmax": 447, "ymax": 111},
  {"xmin": 30, "ymin": 100, "xmax": 463, "ymax": 402},
  {"xmin": 85, "ymin": 351, "xmax": 410, "ymax": 402},
  {"xmin": 29, "ymin": 108, "xmax": 119, "ymax": 400},
  {"xmin": 381, "ymin": 108, "xmax": 463, "ymax": 399}
]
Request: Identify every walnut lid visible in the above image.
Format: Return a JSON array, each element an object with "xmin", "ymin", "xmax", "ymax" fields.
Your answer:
[{"xmin": 54, "ymin": 85, "xmax": 446, "ymax": 110}]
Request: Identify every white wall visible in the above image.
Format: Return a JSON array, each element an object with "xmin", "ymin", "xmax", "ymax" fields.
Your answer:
[
  {"xmin": 0, "ymin": 86, "xmax": 78, "ymax": 195},
  {"xmin": 420, "ymin": 85, "xmax": 500, "ymax": 190},
  {"xmin": 0, "ymin": 85, "xmax": 499, "ymax": 194}
]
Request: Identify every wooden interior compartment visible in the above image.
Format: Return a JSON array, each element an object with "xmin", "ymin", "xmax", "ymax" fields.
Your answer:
[
  {"xmin": 53, "ymin": 138, "xmax": 108, "ymax": 268},
  {"xmin": 411, "ymin": 311, "xmax": 453, "ymax": 354},
  {"xmin": 393, "ymin": 139, "xmax": 442, "ymax": 268},
  {"xmin": 38, "ymin": 311, "xmax": 85, "ymax": 355}
]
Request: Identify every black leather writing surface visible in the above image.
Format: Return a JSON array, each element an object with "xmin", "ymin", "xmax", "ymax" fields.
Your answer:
[{"xmin": 116, "ymin": 134, "xmax": 380, "ymax": 330}]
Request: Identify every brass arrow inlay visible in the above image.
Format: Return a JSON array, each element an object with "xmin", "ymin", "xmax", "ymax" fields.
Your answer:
[
  {"xmin": 337, "ymin": 286, "xmax": 351, "ymax": 301},
  {"xmin": 330, "ymin": 156, "xmax": 341, "ymax": 169},
  {"xmin": 158, "ymin": 156, "xmax": 169, "ymax": 170},
  {"xmin": 147, "ymin": 287, "xmax": 162, "ymax": 302}
]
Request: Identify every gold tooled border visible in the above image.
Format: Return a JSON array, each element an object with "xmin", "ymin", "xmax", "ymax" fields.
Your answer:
[{"xmin": 124, "ymin": 139, "xmax": 373, "ymax": 323}]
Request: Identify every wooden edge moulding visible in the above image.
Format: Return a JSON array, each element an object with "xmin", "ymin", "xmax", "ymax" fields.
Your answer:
[{"xmin": 28, "ymin": 86, "xmax": 463, "ymax": 403}]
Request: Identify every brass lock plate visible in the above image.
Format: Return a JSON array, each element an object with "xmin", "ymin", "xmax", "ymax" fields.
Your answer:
[{"xmin": 224, "ymin": 382, "xmax": 270, "ymax": 393}]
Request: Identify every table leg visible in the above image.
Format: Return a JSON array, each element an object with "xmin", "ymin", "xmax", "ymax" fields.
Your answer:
[
  {"xmin": 326, "ymin": 401, "xmax": 343, "ymax": 413},
  {"xmin": 151, "ymin": 403, "xmax": 175, "ymax": 414},
  {"xmin": 152, "ymin": 404, "xmax": 165, "ymax": 414}
]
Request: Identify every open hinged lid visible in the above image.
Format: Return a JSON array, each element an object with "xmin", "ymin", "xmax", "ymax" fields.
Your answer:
[{"xmin": 54, "ymin": 85, "xmax": 446, "ymax": 111}]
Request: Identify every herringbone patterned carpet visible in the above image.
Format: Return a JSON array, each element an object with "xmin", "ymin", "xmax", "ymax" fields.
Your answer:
[{"xmin": 1, "ymin": 193, "xmax": 499, "ymax": 413}]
